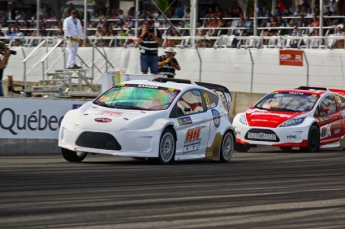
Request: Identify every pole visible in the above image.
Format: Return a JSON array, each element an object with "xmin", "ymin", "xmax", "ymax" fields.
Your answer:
[
  {"xmin": 135, "ymin": 0, "xmax": 139, "ymax": 37},
  {"xmin": 36, "ymin": 0, "xmax": 40, "ymax": 36},
  {"xmin": 319, "ymin": 0, "xmax": 323, "ymax": 36},
  {"xmin": 254, "ymin": 0, "xmax": 257, "ymax": 36},
  {"xmin": 84, "ymin": 0, "xmax": 87, "ymax": 39},
  {"xmin": 190, "ymin": 0, "xmax": 197, "ymax": 48}
]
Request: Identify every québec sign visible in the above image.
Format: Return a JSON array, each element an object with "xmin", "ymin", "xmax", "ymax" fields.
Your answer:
[{"xmin": 0, "ymin": 98, "xmax": 85, "ymax": 139}]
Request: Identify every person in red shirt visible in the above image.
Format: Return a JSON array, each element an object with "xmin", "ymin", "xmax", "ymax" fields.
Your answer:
[{"xmin": 276, "ymin": 0, "xmax": 286, "ymax": 12}]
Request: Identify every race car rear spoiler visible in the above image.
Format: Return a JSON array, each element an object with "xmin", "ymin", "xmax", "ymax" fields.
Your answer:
[
  {"xmin": 297, "ymin": 86, "xmax": 345, "ymax": 96},
  {"xmin": 153, "ymin": 77, "xmax": 232, "ymax": 111}
]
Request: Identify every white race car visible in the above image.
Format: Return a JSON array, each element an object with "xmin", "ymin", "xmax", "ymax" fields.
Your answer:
[
  {"xmin": 233, "ymin": 86, "xmax": 345, "ymax": 152},
  {"xmin": 58, "ymin": 78, "xmax": 235, "ymax": 164}
]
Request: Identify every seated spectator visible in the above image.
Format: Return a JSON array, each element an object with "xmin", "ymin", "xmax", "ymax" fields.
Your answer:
[
  {"xmin": 294, "ymin": 5, "xmax": 302, "ymax": 17},
  {"xmin": 301, "ymin": 6, "xmax": 308, "ymax": 16},
  {"xmin": 117, "ymin": 9, "xmax": 125, "ymax": 20},
  {"xmin": 308, "ymin": 15, "xmax": 319, "ymax": 35},
  {"xmin": 117, "ymin": 28, "xmax": 127, "ymax": 47},
  {"xmin": 96, "ymin": 18, "xmax": 105, "ymax": 29},
  {"xmin": 125, "ymin": 27, "xmax": 135, "ymax": 47},
  {"xmin": 283, "ymin": 7, "xmax": 292, "ymax": 16},
  {"xmin": 0, "ymin": 11, "xmax": 7, "ymax": 27},
  {"xmin": 242, "ymin": 15, "xmax": 253, "ymax": 36},
  {"xmin": 290, "ymin": 26, "xmax": 302, "ymax": 48},
  {"xmin": 333, "ymin": 25, "xmax": 345, "ymax": 49},
  {"xmin": 15, "ymin": 11, "xmax": 22, "ymax": 20},
  {"xmin": 183, "ymin": 8, "xmax": 191, "ymax": 19},
  {"xmin": 274, "ymin": 7, "xmax": 282, "ymax": 17},
  {"xmin": 115, "ymin": 18, "xmax": 124, "ymax": 28},
  {"xmin": 153, "ymin": 18, "xmax": 161, "ymax": 28},
  {"xmin": 301, "ymin": 0, "xmax": 311, "ymax": 10},
  {"xmin": 196, "ymin": 29, "xmax": 206, "ymax": 48},
  {"xmin": 175, "ymin": 2, "xmax": 184, "ymax": 18},
  {"xmin": 324, "ymin": 7, "xmax": 334, "ymax": 26},
  {"xmin": 161, "ymin": 18, "xmax": 172, "ymax": 28},
  {"xmin": 305, "ymin": 8, "xmax": 314, "ymax": 19},
  {"xmin": 297, "ymin": 15, "xmax": 308, "ymax": 28}
]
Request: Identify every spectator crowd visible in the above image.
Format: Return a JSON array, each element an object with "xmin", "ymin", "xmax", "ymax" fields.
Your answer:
[{"xmin": 1, "ymin": 0, "xmax": 345, "ymax": 48}]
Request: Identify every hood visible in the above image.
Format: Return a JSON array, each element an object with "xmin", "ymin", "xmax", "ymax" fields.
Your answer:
[
  {"xmin": 246, "ymin": 108, "xmax": 307, "ymax": 128},
  {"xmin": 76, "ymin": 106, "xmax": 166, "ymax": 131}
]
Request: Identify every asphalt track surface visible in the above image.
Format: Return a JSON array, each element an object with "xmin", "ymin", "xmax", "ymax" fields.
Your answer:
[{"xmin": 1, "ymin": 146, "xmax": 345, "ymax": 229}]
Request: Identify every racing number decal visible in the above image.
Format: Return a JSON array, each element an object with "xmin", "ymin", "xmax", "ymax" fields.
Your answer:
[
  {"xmin": 184, "ymin": 127, "xmax": 202, "ymax": 153},
  {"xmin": 204, "ymin": 93, "xmax": 210, "ymax": 105},
  {"xmin": 185, "ymin": 128, "xmax": 201, "ymax": 142}
]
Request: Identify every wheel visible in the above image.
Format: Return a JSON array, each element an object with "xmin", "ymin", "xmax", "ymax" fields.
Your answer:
[
  {"xmin": 279, "ymin": 147, "xmax": 293, "ymax": 152},
  {"xmin": 61, "ymin": 148, "xmax": 87, "ymax": 162},
  {"xmin": 220, "ymin": 131, "xmax": 235, "ymax": 162},
  {"xmin": 234, "ymin": 143, "xmax": 250, "ymax": 152},
  {"xmin": 305, "ymin": 124, "xmax": 320, "ymax": 152},
  {"xmin": 159, "ymin": 129, "xmax": 176, "ymax": 164}
]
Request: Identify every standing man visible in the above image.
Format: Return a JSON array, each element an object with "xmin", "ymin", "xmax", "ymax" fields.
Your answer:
[
  {"xmin": 0, "ymin": 41, "xmax": 11, "ymax": 97},
  {"xmin": 137, "ymin": 20, "xmax": 163, "ymax": 74},
  {"xmin": 158, "ymin": 47, "xmax": 181, "ymax": 78},
  {"xmin": 63, "ymin": 9, "xmax": 83, "ymax": 69}
]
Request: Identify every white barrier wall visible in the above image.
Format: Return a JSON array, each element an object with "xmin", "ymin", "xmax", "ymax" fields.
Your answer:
[{"xmin": 7, "ymin": 47, "xmax": 345, "ymax": 94}]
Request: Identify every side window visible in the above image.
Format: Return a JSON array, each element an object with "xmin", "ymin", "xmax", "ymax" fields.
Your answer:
[
  {"xmin": 318, "ymin": 95, "xmax": 337, "ymax": 115},
  {"xmin": 335, "ymin": 95, "xmax": 345, "ymax": 110},
  {"xmin": 176, "ymin": 90, "xmax": 204, "ymax": 116},
  {"xmin": 202, "ymin": 90, "xmax": 219, "ymax": 110}
]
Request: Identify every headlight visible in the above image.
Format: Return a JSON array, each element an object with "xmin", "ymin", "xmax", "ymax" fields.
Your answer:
[
  {"xmin": 239, "ymin": 113, "xmax": 248, "ymax": 125},
  {"xmin": 279, "ymin": 117, "xmax": 305, "ymax": 127}
]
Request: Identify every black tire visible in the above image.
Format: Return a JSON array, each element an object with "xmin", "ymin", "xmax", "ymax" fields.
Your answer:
[
  {"xmin": 159, "ymin": 128, "xmax": 176, "ymax": 165},
  {"xmin": 234, "ymin": 143, "xmax": 250, "ymax": 152},
  {"xmin": 306, "ymin": 124, "xmax": 320, "ymax": 152},
  {"xmin": 279, "ymin": 147, "xmax": 293, "ymax": 152},
  {"xmin": 61, "ymin": 148, "xmax": 87, "ymax": 162},
  {"xmin": 220, "ymin": 131, "xmax": 235, "ymax": 162}
]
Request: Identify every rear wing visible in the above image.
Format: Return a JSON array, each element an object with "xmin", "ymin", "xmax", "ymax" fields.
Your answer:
[
  {"xmin": 152, "ymin": 77, "xmax": 232, "ymax": 111},
  {"xmin": 296, "ymin": 86, "xmax": 345, "ymax": 96}
]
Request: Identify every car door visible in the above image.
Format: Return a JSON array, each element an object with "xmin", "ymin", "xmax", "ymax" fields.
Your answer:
[
  {"xmin": 317, "ymin": 95, "xmax": 342, "ymax": 144},
  {"xmin": 172, "ymin": 89, "xmax": 211, "ymax": 159}
]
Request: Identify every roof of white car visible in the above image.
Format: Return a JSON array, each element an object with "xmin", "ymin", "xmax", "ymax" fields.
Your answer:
[{"xmin": 122, "ymin": 79, "xmax": 201, "ymax": 91}]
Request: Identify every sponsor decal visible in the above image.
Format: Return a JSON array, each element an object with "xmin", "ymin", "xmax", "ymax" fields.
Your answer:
[
  {"xmin": 138, "ymin": 84, "xmax": 158, "ymax": 89},
  {"xmin": 247, "ymin": 132, "xmax": 277, "ymax": 140},
  {"xmin": 279, "ymin": 50, "xmax": 304, "ymax": 66},
  {"xmin": 177, "ymin": 116, "xmax": 193, "ymax": 126},
  {"xmin": 334, "ymin": 129, "xmax": 340, "ymax": 135},
  {"xmin": 99, "ymin": 110, "xmax": 123, "ymax": 117},
  {"xmin": 289, "ymin": 92, "xmax": 304, "ymax": 95},
  {"xmin": 287, "ymin": 135, "xmax": 297, "ymax": 139},
  {"xmin": 94, "ymin": 117, "xmax": 112, "ymax": 123},
  {"xmin": 72, "ymin": 104, "xmax": 83, "ymax": 109},
  {"xmin": 320, "ymin": 124, "xmax": 331, "ymax": 139},
  {"xmin": 203, "ymin": 93, "xmax": 210, "ymax": 105},
  {"xmin": 211, "ymin": 109, "xmax": 220, "ymax": 127},
  {"xmin": 184, "ymin": 127, "xmax": 202, "ymax": 153}
]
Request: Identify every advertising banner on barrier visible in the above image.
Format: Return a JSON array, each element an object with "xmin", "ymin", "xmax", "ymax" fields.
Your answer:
[
  {"xmin": 0, "ymin": 98, "xmax": 86, "ymax": 139},
  {"xmin": 279, "ymin": 50, "xmax": 304, "ymax": 66}
]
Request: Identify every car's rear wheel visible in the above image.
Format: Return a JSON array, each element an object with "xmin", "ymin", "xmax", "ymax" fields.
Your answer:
[
  {"xmin": 61, "ymin": 148, "xmax": 87, "ymax": 162},
  {"xmin": 302, "ymin": 125, "xmax": 320, "ymax": 152},
  {"xmin": 279, "ymin": 147, "xmax": 293, "ymax": 152},
  {"xmin": 159, "ymin": 129, "xmax": 176, "ymax": 164},
  {"xmin": 220, "ymin": 131, "xmax": 235, "ymax": 162},
  {"xmin": 234, "ymin": 143, "xmax": 250, "ymax": 152}
]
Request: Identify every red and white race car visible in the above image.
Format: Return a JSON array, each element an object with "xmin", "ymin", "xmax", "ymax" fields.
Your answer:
[{"xmin": 232, "ymin": 86, "xmax": 345, "ymax": 152}]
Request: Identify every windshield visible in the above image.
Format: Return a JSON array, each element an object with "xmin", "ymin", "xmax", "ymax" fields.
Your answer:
[
  {"xmin": 254, "ymin": 92, "xmax": 319, "ymax": 112},
  {"xmin": 93, "ymin": 84, "xmax": 180, "ymax": 110}
]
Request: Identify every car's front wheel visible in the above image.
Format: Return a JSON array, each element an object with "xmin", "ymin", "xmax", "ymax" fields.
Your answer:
[
  {"xmin": 159, "ymin": 129, "xmax": 176, "ymax": 164},
  {"xmin": 61, "ymin": 148, "xmax": 88, "ymax": 162},
  {"xmin": 234, "ymin": 143, "xmax": 250, "ymax": 152},
  {"xmin": 306, "ymin": 124, "xmax": 320, "ymax": 152},
  {"xmin": 220, "ymin": 131, "xmax": 235, "ymax": 162}
]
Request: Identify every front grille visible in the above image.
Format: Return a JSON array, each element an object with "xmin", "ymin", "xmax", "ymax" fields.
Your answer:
[
  {"xmin": 76, "ymin": 132, "xmax": 122, "ymax": 150},
  {"xmin": 245, "ymin": 128, "xmax": 280, "ymax": 142}
]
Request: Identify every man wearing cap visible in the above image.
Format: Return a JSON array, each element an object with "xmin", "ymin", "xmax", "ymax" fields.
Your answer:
[
  {"xmin": 137, "ymin": 20, "xmax": 163, "ymax": 74},
  {"xmin": 63, "ymin": 9, "xmax": 84, "ymax": 69},
  {"xmin": 0, "ymin": 41, "xmax": 11, "ymax": 96},
  {"xmin": 158, "ymin": 47, "xmax": 181, "ymax": 78}
]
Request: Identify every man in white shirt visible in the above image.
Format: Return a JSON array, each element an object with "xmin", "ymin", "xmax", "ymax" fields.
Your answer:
[{"xmin": 63, "ymin": 9, "xmax": 84, "ymax": 69}]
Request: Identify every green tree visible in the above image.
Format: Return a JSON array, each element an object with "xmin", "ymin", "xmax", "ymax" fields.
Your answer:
[{"xmin": 154, "ymin": 0, "xmax": 169, "ymax": 13}]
